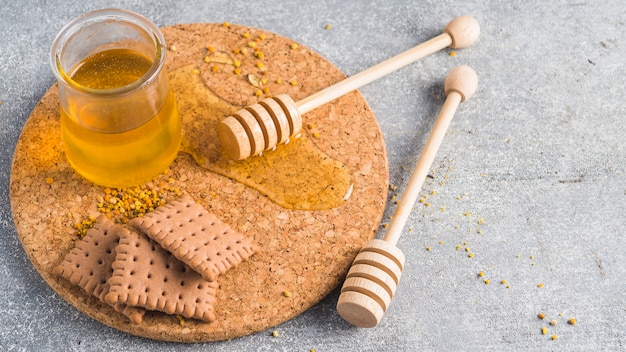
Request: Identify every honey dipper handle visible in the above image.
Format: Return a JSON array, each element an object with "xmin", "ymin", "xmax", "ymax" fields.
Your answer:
[
  {"xmin": 383, "ymin": 66, "xmax": 477, "ymax": 245},
  {"xmin": 296, "ymin": 34, "xmax": 451, "ymax": 115},
  {"xmin": 295, "ymin": 16, "xmax": 480, "ymax": 115}
]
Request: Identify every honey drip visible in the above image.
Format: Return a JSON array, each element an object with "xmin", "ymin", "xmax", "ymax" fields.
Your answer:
[{"xmin": 169, "ymin": 65, "xmax": 353, "ymax": 210}]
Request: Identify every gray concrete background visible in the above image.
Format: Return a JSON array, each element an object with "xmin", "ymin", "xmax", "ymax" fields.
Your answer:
[{"xmin": 1, "ymin": 0, "xmax": 624, "ymax": 351}]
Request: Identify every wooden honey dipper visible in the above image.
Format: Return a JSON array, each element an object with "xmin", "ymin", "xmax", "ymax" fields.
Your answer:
[
  {"xmin": 217, "ymin": 16, "xmax": 480, "ymax": 160},
  {"xmin": 335, "ymin": 65, "xmax": 478, "ymax": 328}
]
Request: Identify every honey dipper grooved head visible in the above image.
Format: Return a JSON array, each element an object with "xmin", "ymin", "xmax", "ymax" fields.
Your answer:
[
  {"xmin": 218, "ymin": 94, "xmax": 300, "ymax": 160},
  {"xmin": 444, "ymin": 65, "xmax": 478, "ymax": 102},
  {"xmin": 443, "ymin": 16, "xmax": 480, "ymax": 49}
]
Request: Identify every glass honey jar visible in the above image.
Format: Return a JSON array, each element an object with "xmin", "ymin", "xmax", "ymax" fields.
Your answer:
[{"xmin": 50, "ymin": 9, "xmax": 181, "ymax": 188}]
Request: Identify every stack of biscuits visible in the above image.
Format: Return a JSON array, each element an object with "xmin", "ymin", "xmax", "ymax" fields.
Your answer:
[{"xmin": 53, "ymin": 196, "xmax": 258, "ymax": 324}]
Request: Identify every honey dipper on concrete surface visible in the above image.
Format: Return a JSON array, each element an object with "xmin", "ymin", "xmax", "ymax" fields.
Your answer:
[
  {"xmin": 336, "ymin": 65, "xmax": 478, "ymax": 328},
  {"xmin": 218, "ymin": 16, "xmax": 480, "ymax": 160}
]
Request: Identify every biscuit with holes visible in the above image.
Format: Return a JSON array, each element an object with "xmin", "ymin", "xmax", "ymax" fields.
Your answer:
[
  {"xmin": 52, "ymin": 216, "xmax": 146, "ymax": 324},
  {"xmin": 104, "ymin": 229, "xmax": 218, "ymax": 322},
  {"xmin": 129, "ymin": 196, "xmax": 258, "ymax": 282}
]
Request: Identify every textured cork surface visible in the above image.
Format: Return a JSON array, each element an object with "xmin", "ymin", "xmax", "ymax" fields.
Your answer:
[{"xmin": 9, "ymin": 23, "xmax": 388, "ymax": 342}]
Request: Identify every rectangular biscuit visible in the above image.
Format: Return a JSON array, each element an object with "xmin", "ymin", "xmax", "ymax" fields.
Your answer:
[
  {"xmin": 129, "ymin": 195, "xmax": 258, "ymax": 282},
  {"xmin": 104, "ymin": 228, "xmax": 219, "ymax": 323},
  {"xmin": 53, "ymin": 216, "xmax": 145, "ymax": 324}
]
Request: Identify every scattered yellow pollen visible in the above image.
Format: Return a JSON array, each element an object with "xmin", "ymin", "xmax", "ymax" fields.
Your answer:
[
  {"xmin": 233, "ymin": 60, "xmax": 241, "ymax": 67},
  {"xmin": 530, "ymin": 255, "xmax": 535, "ymax": 259},
  {"xmin": 424, "ymin": 202, "xmax": 431, "ymax": 207},
  {"xmin": 537, "ymin": 283, "xmax": 544, "ymax": 288},
  {"xmin": 45, "ymin": 177, "xmax": 54, "ymax": 185},
  {"xmin": 478, "ymin": 218, "xmax": 485, "ymax": 224},
  {"xmin": 568, "ymin": 317, "xmax": 577, "ymax": 325},
  {"xmin": 254, "ymin": 89, "xmax": 263, "ymax": 97},
  {"xmin": 325, "ymin": 23, "xmax": 331, "ymax": 30},
  {"xmin": 207, "ymin": 45, "xmax": 215, "ymax": 52},
  {"xmin": 192, "ymin": 68, "xmax": 200, "ymax": 75},
  {"xmin": 248, "ymin": 41, "xmax": 257, "ymax": 48},
  {"xmin": 538, "ymin": 313, "xmax": 545, "ymax": 320},
  {"xmin": 307, "ymin": 123, "xmax": 317, "ymax": 130},
  {"xmin": 468, "ymin": 253, "xmax": 475, "ymax": 258},
  {"xmin": 477, "ymin": 229, "xmax": 483, "ymax": 234},
  {"xmin": 233, "ymin": 49, "xmax": 241, "ymax": 54},
  {"xmin": 242, "ymin": 32, "xmax": 250, "ymax": 38},
  {"xmin": 289, "ymin": 79, "xmax": 297, "ymax": 86},
  {"xmin": 262, "ymin": 87, "xmax": 270, "ymax": 94},
  {"xmin": 464, "ymin": 211, "xmax": 471, "ymax": 216},
  {"xmin": 550, "ymin": 319, "xmax": 558, "ymax": 326},
  {"xmin": 426, "ymin": 246, "xmax": 432, "ymax": 251},
  {"xmin": 176, "ymin": 314, "xmax": 186, "ymax": 326},
  {"xmin": 259, "ymin": 33, "xmax": 266, "ymax": 40},
  {"xmin": 222, "ymin": 22, "xmax": 229, "ymax": 27},
  {"xmin": 282, "ymin": 290, "xmax": 291, "ymax": 297},
  {"xmin": 312, "ymin": 132, "xmax": 320, "ymax": 138},
  {"xmin": 234, "ymin": 68, "xmax": 241, "ymax": 75},
  {"xmin": 203, "ymin": 56, "xmax": 211, "ymax": 63},
  {"xmin": 382, "ymin": 223, "xmax": 388, "ymax": 228},
  {"xmin": 255, "ymin": 51, "xmax": 264, "ymax": 59},
  {"xmin": 541, "ymin": 326, "xmax": 548, "ymax": 335},
  {"xmin": 483, "ymin": 279, "xmax": 490, "ymax": 284},
  {"xmin": 439, "ymin": 241, "xmax": 445, "ymax": 245},
  {"xmin": 275, "ymin": 78, "xmax": 282, "ymax": 84},
  {"xmin": 211, "ymin": 65, "xmax": 219, "ymax": 73},
  {"xmin": 551, "ymin": 335, "xmax": 558, "ymax": 340},
  {"xmin": 501, "ymin": 279, "xmax": 507, "ymax": 285},
  {"xmin": 478, "ymin": 271, "xmax": 484, "ymax": 277},
  {"xmin": 272, "ymin": 330, "xmax": 279, "ymax": 337},
  {"xmin": 290, "ymin": 43, "xmax": 299, "ymax": 50},
  {"xmin": 430, "ymin": 190, "xmax": 437, "ymax": 196},
  {"xmin": 256, "ymin": 62, "xmax": 264, "ymax": 68},
  {"xmin": 168, "ymin": 45, "xmax": 177, "ymax": 52},
  {"xmin": 449, "ymin": 51, "xmax": 456, "ymax": 57},
  {"xmin": 455, "ymin": 245, "xmax": 462, "ymax": 250}
]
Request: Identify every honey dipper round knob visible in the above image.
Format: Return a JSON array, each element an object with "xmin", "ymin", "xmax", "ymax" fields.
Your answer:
[
  {"xmin": 336, "ymin": 66, "xmax": 478, "ymax": 328},
  {"xmin": 218, "ymin": 16, "xmax": 480, "ymax": 160}
]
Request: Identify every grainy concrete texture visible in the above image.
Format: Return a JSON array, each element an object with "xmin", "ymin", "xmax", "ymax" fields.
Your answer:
[{"xmin": 1, "ymin": 0, "xmax": 624, "ymax": 351}]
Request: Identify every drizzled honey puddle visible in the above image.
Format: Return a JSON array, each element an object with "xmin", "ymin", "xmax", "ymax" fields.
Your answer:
[{"xmin": 170, "ymin": 65, "xmax": 353, "ymax": 210}]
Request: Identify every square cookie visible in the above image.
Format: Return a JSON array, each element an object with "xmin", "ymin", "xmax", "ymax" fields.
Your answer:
[
  {"xmin": 105, "ymin": 229, "xmax": 219, "ymax": 323},
  {"xmin": 129, "ymin": 196, "xmax": 258, "ymax": 282},
  {"xmin": 53, "ymin": 216, "xmax": 145, "ymax": 324}
]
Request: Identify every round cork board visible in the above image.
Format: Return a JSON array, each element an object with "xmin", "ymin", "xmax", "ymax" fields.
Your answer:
[{"xmin": 10, "ymin": 23, "xmax": 388, "ymax": 342}]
